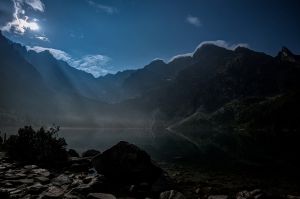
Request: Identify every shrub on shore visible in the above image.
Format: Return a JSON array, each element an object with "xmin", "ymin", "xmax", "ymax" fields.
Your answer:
[{"xmin": 4, "ymin": 126, "xmax": 68, "ymax": 168}]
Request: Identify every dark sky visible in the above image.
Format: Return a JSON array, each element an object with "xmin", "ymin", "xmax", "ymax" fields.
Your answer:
[{"xmin": 1, "ymin": 0, "xmax": 300, "ymax": 76}]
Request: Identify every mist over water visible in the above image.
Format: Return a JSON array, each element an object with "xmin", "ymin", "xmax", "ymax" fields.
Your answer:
[
  {"xmin": 2, "ymin": 127, "xmax": 201, "ymax": 162},
  {"xmin": 59, "ymin": 128, "xmax": 203, "ymax": 162}
]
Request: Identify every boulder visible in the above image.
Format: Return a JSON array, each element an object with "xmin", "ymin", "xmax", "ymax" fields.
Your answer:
[
  {"xmin": 68, "ymin": 149, "xmax": 80, "ymax": 158},
  {"xmin": 87, "ymin": 193, "xmax": 117, "ymax": 199},
  {"xmin": 92, "ymin": 141, "xmax": 162, "ymax": 184},
  {"xmin": 82, "ymin": 149, "xmax": 101, "ymax": 158},
  {"xmin": 151, "ymin": 172, "xmax": 173, "ymax": 194},
  {"xmin": 159, "ymin": 190, "xmax": 185, "ymax": 199}
]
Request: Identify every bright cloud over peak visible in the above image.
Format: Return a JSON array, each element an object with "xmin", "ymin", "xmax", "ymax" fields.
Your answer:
[
  {"xmin": 169, "ymin": 40, "xmax": 249, "ymax": 62},
  {"xmin": 26, "ymin": 46, "xmax": 113, "ymax": 77}
]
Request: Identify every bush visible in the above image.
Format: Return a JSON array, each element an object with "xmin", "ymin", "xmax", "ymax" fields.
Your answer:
[
  {"xmin": 82, "ymin": 149, "xmax": 101, "ymax": 157},
  {"xmin": 4, "ymin": 126, "xmax": 68, "ymax": 168},
  {"xmin": 0, "ymin": 132, "xmax": 3, "ymax": 150},
  {"xmin": 68, "ymin": 149, "xmax": 80, "ymax": 157}
]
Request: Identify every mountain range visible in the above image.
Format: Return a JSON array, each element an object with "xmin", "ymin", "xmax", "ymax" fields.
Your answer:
[
  {"xmin": 1, "ymin": 32, "xmax": 300, "ymax": 131},
  {"xmin": 2, "ymin": 31, "xmax": 300, "ymax": 165}
]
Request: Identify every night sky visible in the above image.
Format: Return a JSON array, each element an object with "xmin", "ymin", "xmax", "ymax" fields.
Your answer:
[{"xmin": 1, "ymin": 0, "xmax": 300, "ymax": 77}]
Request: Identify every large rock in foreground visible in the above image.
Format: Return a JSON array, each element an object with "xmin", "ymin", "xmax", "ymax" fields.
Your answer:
[{"xmin": 92, "ymin": 141, "xmax": 162, "ymax": 184}]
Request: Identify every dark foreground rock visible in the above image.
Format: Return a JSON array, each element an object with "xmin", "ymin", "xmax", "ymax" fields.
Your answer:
[
  {"xmin": 2, "ymin": 142, "xmax": 299, "ymax": 199},
  {"xmin": 82, "ymin": 150, "xmax": 101, "ymax": 158},
  {"xmin": 87, "ymin": 193, "xmax": 117, "ymax": 199},
  {"xmin": 68, "ymin": 149, "xmax": 80, "ymax": 158},
  {"xmin": 159, "ymin": 190, "xmax": 185, "ymax": 199},
  {"xmin": 92, "ymin": 141, "xmax": 163, "ymax": 184},
  {"xmin": 0, "ymin": 143, "xmax": 175, "ymax": 199}
]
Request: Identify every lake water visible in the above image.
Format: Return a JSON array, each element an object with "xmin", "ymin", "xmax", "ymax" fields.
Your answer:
[{"xmin": 1, "ymin": 127, "xmax": 201, "ymax": 162}]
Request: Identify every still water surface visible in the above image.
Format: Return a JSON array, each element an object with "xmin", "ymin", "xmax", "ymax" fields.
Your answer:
[{"xmin": 2, "ymin": 127, "xmax": 201, "ymax": 162}]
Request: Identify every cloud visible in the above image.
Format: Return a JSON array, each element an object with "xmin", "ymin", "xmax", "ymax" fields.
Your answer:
[
  {"xmin": 36, "ymin": 36, "xmax": 49, "ymax": 42},
  {"xmin": 195, "ymin": 40, "xmax": 249, "ymax": 51},
  {"xmin": 26, "ymin": 46, "xmax": 72, "ymax": 61},
  {"xmin": 1, "ymin": 0, "xmax": 44, "ymax": 35},
  {"xmin": 87, "ymin": 0, "xmax": 117, "ymax": 14},
  {"xmin": 72, "ymin": 55, "xmax": 111, "ymax": 77},
  {"xmin": 26, "ymin": 46, "xmax": 112, "ymax": 77},
  {"xmin": 186, "ymin": 15, "xmax": 201, "ymax": 27},
  {"xmin": 24, "ymin": 0, "xmax": 44, "ymax": 12},
  {"xmin": 169, "ymin": 40, "xmax": 249, "ymax": 62},
  {"xmin": 70, "ymin": 32, "xmax": 84, "ymax": 39}
]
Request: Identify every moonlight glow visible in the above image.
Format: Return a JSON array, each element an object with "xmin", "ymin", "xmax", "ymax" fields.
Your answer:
[{"xmin": 19, "ymin": 17, "xmax": 40, "ymax": 31}]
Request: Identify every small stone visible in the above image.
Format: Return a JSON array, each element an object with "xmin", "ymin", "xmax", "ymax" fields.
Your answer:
[
  {"xmin": 35, "ymin": 176, "xmax": 50, "ymax": 184},
  {"xmin": 21, "ymin": 194, "xmax": 32, "ymax": 199},
  {"xmin": 64, "ymin": 193, "xmax": 81, "ymax": 199},
  {"xmin": 10, "ymin": 189, "xmax": 23, "ymax": 195},
  {"xmin": 87, "ymin": 193, "xmax": 116, "ymax": 199},
  {"xmin": 19, "ymin": 178, "xmax": 34, "ymax": 184},
  {"xmin": 236, "ymin": 191, "xmax": 251, "ymax": 199},
  {"xmin": 254, "ymin": 193, "xmax": 265, "ymax": 199},
  {"xmin": 42, "ymin": 186, "xmax": 65, "ymax": 198},
  {"xmin": 4, "ymin": 173, "xmax": 21, "ymax": 180},
  {"xmin": 71, "ymin": 177, "xmax": 101, "ymax": 195},
  {"xmin": 0, "ymin": 187, "xmax": 17, "ymax": 193},
  {"xmin": 71, "ymin": 183, "xmax": 91, "ymax": 194},
  {"xmin": 16, "ymin": 173, "xmax": 27, "ymax": 178},
  {"xmin": 32, "ymin": 168, "xmax": 51, "ymax": 177},
  {"xmin": 83, "ymin": 176, "xmax": 94, "ymax": 184},
  {"xmin": 70, "ymin": 179, "xmax": 83, "ymax": 188},
  {"xmin": 208, "ymin": 195, "xmax": 228, "ymax": 199},
  {"xmin": 4, "ymin": 182, "xmax": 13, "ymax": 188},
  {"xmin": 27, "ymin": 182, "xmax": 46, "ymax": 194},
  {"xmin": 52, "ymin": 174, "xmax": 72, "ymax": 186},
  {"xmin": 287, "ymin": 195, "xmax": 300, "ymax": 199},
  {"xmin": 24, "ymin": 165, "xmax": 38, "ymax": 170},
  {"xmin": 250, "ymin": 189, "xmax": 262, "ymax": 196},
  {"xmin": 159, "ymin": 190, "xmax": 186, "ymax": 199}
]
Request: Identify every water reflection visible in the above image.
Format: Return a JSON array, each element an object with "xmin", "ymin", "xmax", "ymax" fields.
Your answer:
[
  {"xmin": 60, "ymin": 128, "xmax": 201, "ymax": 162},
  {"xmin": 2, "ymin": 127, "xmax": 201, "ymax": 162}
]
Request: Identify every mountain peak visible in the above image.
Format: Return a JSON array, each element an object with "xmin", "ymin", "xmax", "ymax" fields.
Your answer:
[
  {"xmin": 150, "ymin": 59, "xmax": 166, "ymax": 65},
  {"xmin": 281, "ymin": 46, "xmax": 294, "ymax": 56},
  {"xmin": 193, "ymin": 44, "xmax": 232, "ymax": 59},
  {"xmin": 277, "ymin": 46, "xmax": 297, "ymax": 63},
  {"xmin": 234, "ymin": 46, "xmax": 251, "ymax": 53}
]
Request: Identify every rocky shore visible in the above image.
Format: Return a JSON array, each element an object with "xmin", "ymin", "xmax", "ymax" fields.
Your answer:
[
  {"xmin": 0, "ymin": 141, "xmax": 176, "ymax": 199},
  {"xmin": 1, "ymin": 141, "xmax": 300, "ymax": 199}
]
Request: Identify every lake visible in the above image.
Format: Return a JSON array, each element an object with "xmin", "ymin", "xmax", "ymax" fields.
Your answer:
[{"xmin": 1, "ymin": 127, "xmax": 201, "ymax": 162}]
